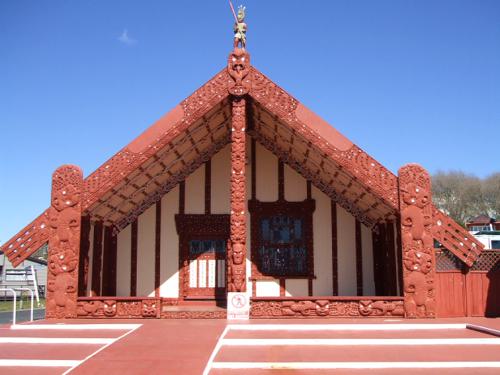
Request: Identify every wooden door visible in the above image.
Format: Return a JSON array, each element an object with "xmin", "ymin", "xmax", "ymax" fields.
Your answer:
[{"xmin": 183, "ymin": 238, "xmax": 226, "ymax": 299}]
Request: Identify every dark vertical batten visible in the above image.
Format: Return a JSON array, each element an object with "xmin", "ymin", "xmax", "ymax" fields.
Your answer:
[
  {"xmin": 102, "ymin": 226, "xmax": 117, "ymax": 296},
  {"xmin": 278, "ymin": 160, "xmax": 284, "ymax": 200},
  {"xmin": 130, "ymin": 219, "xmax": 138, "ymax": 296},
  {"xmin": 331, "ymin": 201, "xmax": 338, "ymax": 295},
  {"xmin": 204, "ymin": 161, "xmax": 211, "ymax": 214},
  {"xmin": 78, "ymin": 215, "xmax": 91, "ymax": 296},
  {"xmin": 355, "ymin": 219, "xmax": 363, "ymax": 296},
  {"xmin": 155, "ymin": 200, "xmax": 162, "ymax": 298},
  {"xmin": 91, "ymin": 221, "xmax": 103, "ymax": 296},
  {"xmin": 179, "ymin": 181, "xmax": 185, "ymax": 215},
  {"xmin": 251, "ymin": 138, "xmax": 256, "ymax": 200}
]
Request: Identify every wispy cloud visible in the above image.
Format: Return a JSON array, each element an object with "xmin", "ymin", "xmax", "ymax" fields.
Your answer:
[{"xmin": 118, "ymin": 29, "xmax": 137, "ymax": 45}]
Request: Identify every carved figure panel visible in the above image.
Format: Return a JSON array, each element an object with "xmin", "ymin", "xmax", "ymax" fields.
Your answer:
[
  {"xmin": 398, "ymin": 164, "xmax": 436, "ymax": 318},
  {"xmin": 46, "ymin": 165, "xmax": 83, "ymax": 319},
  {"xmin": 250, "ymin": 298, "xmax": 404, "ymax": 318},
  {"xmin": 228, "ymin": 98, "xmax": 247, "ymax": 292}
]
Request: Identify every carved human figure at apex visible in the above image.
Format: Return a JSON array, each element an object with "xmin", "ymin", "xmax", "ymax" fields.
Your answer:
[{"xmin": 232, "ymin": 4, "xmax": 247, "ymax": 49}]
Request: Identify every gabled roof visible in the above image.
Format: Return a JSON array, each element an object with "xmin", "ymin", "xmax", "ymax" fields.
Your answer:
[{"xmin": 1, "ymin": 58, "xmax": 484, "ymax": 267}]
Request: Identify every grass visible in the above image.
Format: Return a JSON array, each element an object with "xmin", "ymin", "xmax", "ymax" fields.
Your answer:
[{"xmin": 0, "ymin": 298, "xmax": 45, "ymax": 312}]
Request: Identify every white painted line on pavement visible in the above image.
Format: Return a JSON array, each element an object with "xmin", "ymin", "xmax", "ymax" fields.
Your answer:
[
  {"xmin": 11, "ymin": 324, "xmax": 141, "ymax": 330},
  {"xmin": 0, "ymin": 359, "xmax": 80, "ymax": 367},
  {"xmin": 222, "ymin": 337, "xmax": 500, "ymax": 346},
  {"xmin": 0, "ymin": 337, "xmax": 113, "ymax": 344},
  {"xmin": 202, "ymin": 325, "xmax": 231, "ymax": 375},
  {"xmin": 61, "ymin": 323, "xmax": 142, "ymax": 375},
  {"xmin": 227, "ymin": 323, "xmax": 467, "ymax": 331},
  {"xmin": 211, "ymin": 361, "xmax": 500, "ymax": 369}
]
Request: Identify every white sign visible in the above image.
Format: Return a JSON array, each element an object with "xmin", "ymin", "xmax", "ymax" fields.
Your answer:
[{"xmin": 227, "ymin": 292, "xmax": 249, "ymax": 320}]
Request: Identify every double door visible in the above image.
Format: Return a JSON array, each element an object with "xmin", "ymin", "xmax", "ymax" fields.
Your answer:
[
  {"xmin": 184, "ymin": 238, "xmax": 226, "ymax": 299},
  {"xmin": 176, "ymin": 214, "xmax": 230, "ymax": 300}
]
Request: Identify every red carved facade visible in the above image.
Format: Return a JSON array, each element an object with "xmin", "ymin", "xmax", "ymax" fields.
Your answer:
[
  {"xmin": 46, "ymin": 165, "xmax": 83, "ymax": 319},
  {"xmin": 398, "ymin": 164, "xmax": 436, "ymax": 318},
  {"xmin": 1, "ymin": 44, "xmax": 490, "ymax": 320}
]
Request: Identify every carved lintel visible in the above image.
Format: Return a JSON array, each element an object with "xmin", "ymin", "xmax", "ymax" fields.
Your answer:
[
  {"xmin": 46, "ymin": 165, "xmax": 83, "ymax": 319},
  {"xmin": 228, "ymin": 97, "xmax": 247, "ymax": 292},
  {"xmin": 398, "ymin": 164, "xmax": 436, "ymax": 318}
]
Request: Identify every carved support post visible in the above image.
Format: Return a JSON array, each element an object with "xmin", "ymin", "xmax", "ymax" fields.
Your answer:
[
  {"xmin": 226, "ymin": 47, "xmax": 251, "ymax": 294},
  {"xmin": 46, "ymin": 165, "xmax": 83, "ymax": 319},
  {"xmin": 398, "ymin": 164, "xmax": 436, "ymax": 318},
  {"xmin": 228, "ymin": 97, "xmax": 247, "ymax": 293}
]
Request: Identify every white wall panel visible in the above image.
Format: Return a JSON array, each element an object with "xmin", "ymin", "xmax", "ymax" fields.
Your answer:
[
  {"xmin": 361, "ymin": 224, "xmax": 375, "ymax": 296},
  {"xmin": 159, "ymin": 186, "xmax": 179, "ymax": 297},
  {"xmin": 211, "ymin": 145, "xmax": 231, "ymax": 214},
  {"xmin": 285, "ymin": 279, "xmax": 308, "ymax": 296},
  {"xmin": 284, "ymin": 165, "xmax": 307, "ymax": 201},
  {"xmin": 137, "ymin": 205, "xmax": 155, "ymax": 296},
  {"xmin": 185, "ymin": 165, "xmax": 204, "ymax": 214},
  {"xmin": 116, "ymin": 224, "xmax": 131, "ymax": 296},
  {"xmin": 312, "ymin": 187, "xmax": 333, "ymax": 296},
  {"xmin": 337, "ymin": 206, "xmax": 357, "ymax": 295},
  {"xmin": 255, "ymin": 280, "xmax": 280, "ymax": 297},
  {"xmin": 255, "ymin": 143, "xmax": 278, "ymax": 201}
]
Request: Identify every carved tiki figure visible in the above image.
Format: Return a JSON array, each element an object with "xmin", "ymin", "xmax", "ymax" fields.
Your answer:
[
  {"xmin": 398, "ymin": 164, "xmax": 436, "ymax": 318},
  {"xmin": 46, "ymin": 165, "xmax": 83, "ymax": 318}
]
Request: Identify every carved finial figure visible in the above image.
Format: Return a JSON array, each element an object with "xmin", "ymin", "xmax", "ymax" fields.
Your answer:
[{"xmin": 229, "ymin": 2, "xmax": 247, "ymax": 49}]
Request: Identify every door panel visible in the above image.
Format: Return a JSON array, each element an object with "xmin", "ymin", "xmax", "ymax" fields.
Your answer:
[{"xmin": 184, "ymin": 239, "xmax": 226, "ymax": 298}]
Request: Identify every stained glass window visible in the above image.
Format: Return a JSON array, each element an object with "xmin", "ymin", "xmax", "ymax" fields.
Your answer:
[
  {"xmin": 189, "ymin": 239, "xmax": 226, "ymax": 257},
  {"xmin": 258, "ymin": 215, "xmax": 308, "ymax": 276}
]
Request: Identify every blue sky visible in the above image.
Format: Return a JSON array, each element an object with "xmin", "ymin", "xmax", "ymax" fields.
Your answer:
[{"xmin": 1, "ymin": 0, "xmax": 499, "ymax": 244}]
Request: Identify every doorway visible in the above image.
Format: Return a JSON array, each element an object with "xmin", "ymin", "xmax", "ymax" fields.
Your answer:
[{"xmin": 175, "ymin": 214, "xmax": 230, "ymax": 301}]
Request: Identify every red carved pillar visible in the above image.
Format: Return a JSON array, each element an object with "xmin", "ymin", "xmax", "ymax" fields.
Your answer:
[
  {"xmin": 227, "ymin": 47, "xmax": 251, "ymax": 294},
  {"xmin": 398, "ymin": 164, "xmax": 436, "ymax": 318},
  {"xmin": 46, "ymin": 165, "xmax": 83, "ymax": 318},
  {"xmin": 228, "ymin": 97, "xmax": 247, "ymax": 292}
]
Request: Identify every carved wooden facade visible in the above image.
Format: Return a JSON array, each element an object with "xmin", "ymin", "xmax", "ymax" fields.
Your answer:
[{"xmin": 1, "ymin": 46, "xmax": 489, "ymax": 319}]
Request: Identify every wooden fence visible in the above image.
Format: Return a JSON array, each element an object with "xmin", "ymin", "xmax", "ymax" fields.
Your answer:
[{"xmin": 435, "ymin": 249, "xmax": 500, "ymax": 317}]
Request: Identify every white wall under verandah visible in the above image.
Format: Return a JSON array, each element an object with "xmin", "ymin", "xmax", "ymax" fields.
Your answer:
[{"xmin": 97, "ymin": 141, "xmax": 380, "ymax": 298}]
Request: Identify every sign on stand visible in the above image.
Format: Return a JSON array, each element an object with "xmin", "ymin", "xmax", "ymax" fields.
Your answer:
[{"xmin": 227, "ymin": 292, "xmax": 249, "ymax": 320}]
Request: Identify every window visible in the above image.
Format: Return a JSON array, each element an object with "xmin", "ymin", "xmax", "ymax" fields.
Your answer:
[
  {"xmin": 249, "ymin": 199, "xmax": 315, "ymax": 278},
  {"xmin": 491, "ymin": 240, "xmax": 500, "ymax": 250}
]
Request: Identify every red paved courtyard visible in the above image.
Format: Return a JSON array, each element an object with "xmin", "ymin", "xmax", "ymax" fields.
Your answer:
[{"xmin": 0, "ymin": 318, "xmax": 499, "ymax": 374}]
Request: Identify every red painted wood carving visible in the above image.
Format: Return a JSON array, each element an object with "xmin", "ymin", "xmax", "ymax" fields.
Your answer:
[
  {"xmin": 228, "ymin": 95, "xmax": 247, "ymax": 293},
  {"xmin": 227, "ymin": 48, "xmax": 251, "ymax": 96},
  {"xmin": 46, "ymin": 165, "xmax": 83, "ymax": 319},
  {"xmin": 251, "ymin": 297, "xmax": 404, "ymax": 318},
  {"xmin": 77, "ymin": 297, "xmax": 159, "ymax": 318},
  {"xmin": 398, "ymin": 164, "xmax": 435, "ymax": 318}
]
